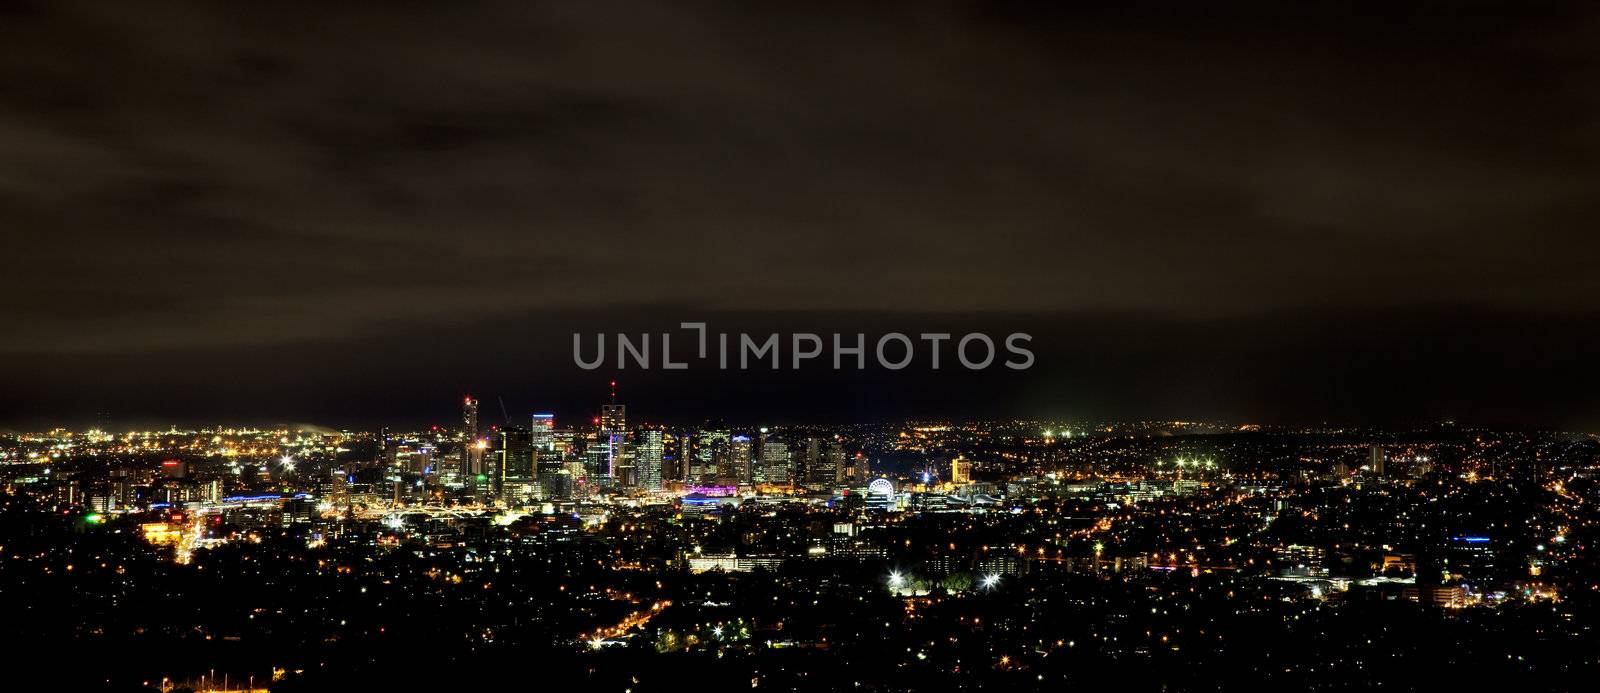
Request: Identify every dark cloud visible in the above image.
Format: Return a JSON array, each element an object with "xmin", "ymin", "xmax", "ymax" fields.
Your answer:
[{"xmin": 2, "ymin": 1, "xmax": 1598, "ymax": 427}]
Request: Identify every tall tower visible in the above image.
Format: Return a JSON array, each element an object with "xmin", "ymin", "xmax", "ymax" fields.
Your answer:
[
  {"xmin": 600, "ymin": 381, "xmax": 627, "ymax": 482},
  {"xmin": 725, "ymin": 435, "xmax": 753, "ymax": 485},
  {"xmin": 462, "ymin": 396, "xmax": 481, "ymax": 478},
  {"xmin": 531, "ymin": 413, "xmax": 559, "ymax": 500},
  {"xmin": 799, "ymin": 436, "xmax": 821, "ymax": 487},
  {"xmin": 531, "ymin": 413, "xmax": 556, "ymax": 451},
  {"xmin": 637, "ymin": 429, "xmax": 665, "ymax": 491},
  {"xmin": 669, "ymin": 431, "xmax": 692, "ymax": 483},
  {"xmin": 823, "ymin": 440, "xmax": 847, "ymax": 485},
  {"xmin": 1368, "ymin": 444, "xmax": 1385, "ymax": 477},
  {"xmin": 498, "ymin": 426, "xmax": 534, "ymax": 506}
]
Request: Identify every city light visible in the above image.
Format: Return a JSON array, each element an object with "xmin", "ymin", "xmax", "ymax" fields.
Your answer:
[
  {"xmin": 3, "ymin": 3, "xmax": 1592, "ymax": 688},
  {"xmin": 4, "ymin": 405, "xmax": 1594, "ymax": 689}
]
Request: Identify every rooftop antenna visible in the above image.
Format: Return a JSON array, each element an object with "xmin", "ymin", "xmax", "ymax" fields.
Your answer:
[
  {"xmin": 610, "ymin": 379, "xmax": 618, "ymax": 405},
  {"xmin": 497, "ymin": 396, "xmax": 511, "ymax": 425}
]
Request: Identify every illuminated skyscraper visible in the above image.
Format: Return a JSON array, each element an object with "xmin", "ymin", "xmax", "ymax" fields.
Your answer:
[
  {"xmin": 759, "ymin": 440, "xmax": 790, "ymax": 485},
  {"xmin": 661, "ymin": 431, "xmax": 685, "ymax": 483},
  {"xmin": 531, "ymin": 414, "xmax": 560, "ymax": 499},
  {"xmin": 580, "ymin": 431, "xmax": 608, "ymax": 486},
  {"xmin": 1369, "ymin": 444, "xmax": 1385, "ymax": 477},
  {"xmin": 462, "ymin": 396, "xmax": 481, "ymax": 477},
  {"xmin": 542, "ymin": 424, "xmax": 576, "ymax": 500},
  {"xmin": 600, "ymin": 381, "xmax": 626, "ymax": 482},
  {"xmin": 798, "ymin": 436, "xmax": 822, "ymax": 487},
  {"xmin": 531, "ymin": 413, "xmax": 555, "ymax": 451},
  {"xmin": 615, "ymin": 440, "xmax": 637, "ymax": 488},
  {"xmin": 952, "ymin": 456, "xmax": 972, "ymax": 485},
  {"xmin": 823, "ymin": 440, "xmax": 847, "ymax": 485},
  {"xmin": 498, "ymin": 426, "xmax": 534, "ymax": 506},
  {"xmin": 600, "ymin": 404, "xmax": 626, "ymax": 432},
  {"xmin": 727, "ymin": 435, "xmax": 753, "ymax": 485},
  {"xmin": 637, "ymin": 429, "xmax": 665, "ymax": 491},
  {"xmin": 693, "ymin": 430, "xmax": 729, "ymax": 485}
]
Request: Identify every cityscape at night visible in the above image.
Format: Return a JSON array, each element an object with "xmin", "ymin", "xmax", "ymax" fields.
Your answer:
[
  {"xmin": 4, "ymin": 396, "xmax": 1598, "ymax": 690},
  {"xmin": 6, "ymin": 1, "xmax": 1600, "ymax": 690}
]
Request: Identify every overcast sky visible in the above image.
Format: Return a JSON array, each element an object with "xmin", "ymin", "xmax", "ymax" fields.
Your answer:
[{"xmin": 4, "ymin": 1, "xmax": 1599, "ymax": 430}]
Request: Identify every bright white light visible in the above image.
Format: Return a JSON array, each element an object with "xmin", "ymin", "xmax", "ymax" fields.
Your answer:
[
  {"xmin": 981, "ymin": 574, "xmax": 1000, "ymax": 590},
  {"xmin": 888, "ymin": 571, "xmax": 905, "ymax": 587}
]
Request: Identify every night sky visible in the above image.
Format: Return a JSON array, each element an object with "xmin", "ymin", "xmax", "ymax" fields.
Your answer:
[{"xmin": 3, "ymin": 1, "xmax": 1599, "ymax": 431}]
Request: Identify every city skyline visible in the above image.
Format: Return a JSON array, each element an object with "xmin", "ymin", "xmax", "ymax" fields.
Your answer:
[
  {"xmin": 5, "ymin": 2, "xmax": 1600, "ymax": 691},
  {"xmin": 6, "ymin": 410, "xmax": 1594, "ymax": 690}
]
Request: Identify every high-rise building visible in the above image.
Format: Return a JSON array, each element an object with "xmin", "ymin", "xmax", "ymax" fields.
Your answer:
[
  {"xmin": 542, "ymin": 425, "xmax": 579, "ymax": 501},
  {"xmin": 462, "ymin": 396, "xmax": 481, "ymax": 479},
  {"xmin": 531, "ymin": 413, "xmax": 555, "ymax": 451},
  {"xmin": 797, "ymin": 437, "xmax": 846, "ymax": 488},
  {"xmin": 580, "ymin": 430, "xmax": 609, "ymax": 486},
  {"xmin": 822, "ymin": 441, "xmax": 847, "ymax": 486},
  {"xmin": 615, "ymin": 438, "xmax": 637, "ymax": 488},
  {"xmin": 498, "ymin": 426, "xmax": 534, "ymax": 506},
  {"xmin": 330, "ymin": 470, "xmax": 349, "ymax": 510},
  {"xmin": 798, "ymin": 436, "xmax": 822, "ymax": 487},
  {"xmin": 663, "ymin": 431, "xmax": 687, "ymax": 484},
  {"xmin": 532, "ymin": 414, "xmax": 561, "ymax": 499},
  {"xmin": 388, "ymin": 440, "xmax": 434, "ymax": 475},
  {"xmin": 600, "ymin": 404, "xmax": 626, "ymax": 431},
  {"xmin": 1368, "ymin": 444, "xmax": 1385, "ymax": 477},
  {"xmin": 951, "ymin": 456, "xmax": 972, "ymax": 485},
  {"xmin": 692, "ymin": 430, "xmax": 729, "ymax": 485},
  {"xmin": 637, "ymin": 429, "xmax": 665, "ymax": 491},
  {"xmin": 759, "ymin": 440, "xmax": 790, "ymax": 485},
  {"xmin": 600, "ymin": 395, "xmax": 626, "ymax": 482},
  {"xmin": 727, "ymin": 435, "xmax": 753, "ymax": 485}
]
